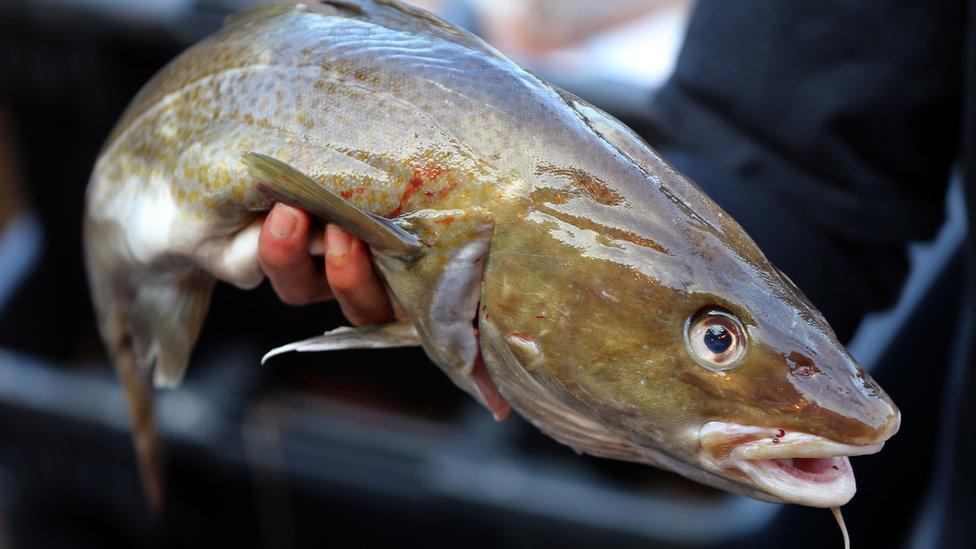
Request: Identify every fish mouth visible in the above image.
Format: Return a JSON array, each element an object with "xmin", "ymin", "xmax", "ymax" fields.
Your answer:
[{"xmin": 698, "ymin": 421, "xmax": 889, "ymax": 507}]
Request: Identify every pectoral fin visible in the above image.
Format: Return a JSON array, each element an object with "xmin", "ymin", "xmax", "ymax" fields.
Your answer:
[
  {"xmin": 261, "ymin": 322, "xmax": 421, "ymax": 364},
  {"xmin": 241, "ymin": 152, "xmax": 423, "ymax": 258}
]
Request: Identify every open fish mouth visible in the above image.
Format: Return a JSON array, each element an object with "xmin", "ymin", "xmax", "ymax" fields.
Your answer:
[{"xmin": 698, "ymin": 421, "xmax": 888, "ymax": 507}]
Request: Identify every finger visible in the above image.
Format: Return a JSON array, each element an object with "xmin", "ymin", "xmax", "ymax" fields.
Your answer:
[
  {"xmin": 324, "ymin": 223, "xmax": 393, "ymax": 325},
  {"xmin": 259, "ymin": 203, "xmax": 333, "ymax": 305}
]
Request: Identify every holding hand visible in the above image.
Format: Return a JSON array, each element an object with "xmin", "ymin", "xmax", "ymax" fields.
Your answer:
[{"xmin": 258, "ymin": 203, "xmax": 395, "ymax": 325}]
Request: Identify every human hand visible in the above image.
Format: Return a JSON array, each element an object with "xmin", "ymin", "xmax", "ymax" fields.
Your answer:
[{"xmin": 258, "ymin": 203, "xmax": 396, "ymax": 325}]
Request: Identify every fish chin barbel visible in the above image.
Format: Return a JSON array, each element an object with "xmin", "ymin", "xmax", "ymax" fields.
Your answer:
[{"xmin": 83, "ymin": 0, "xmax": 899, "ymax": 532}]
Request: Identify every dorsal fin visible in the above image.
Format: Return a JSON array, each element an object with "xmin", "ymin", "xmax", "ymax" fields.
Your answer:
[
  {"xmin": 330, "ymin": 0, "xmax": 504, "ymax": 60},
  {"xmin": 226, "ymin": 0, "xmax": 502, "ymax": 60}
]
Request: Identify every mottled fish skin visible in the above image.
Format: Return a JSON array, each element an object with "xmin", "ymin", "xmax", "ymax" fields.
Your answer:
[{"xmin": 84, "ymin": 0, "xmax": 899, "ymax": 510}]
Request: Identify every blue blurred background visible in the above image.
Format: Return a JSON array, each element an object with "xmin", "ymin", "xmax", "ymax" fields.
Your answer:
[{"xmin": 0, "ymin": 1, "xmax": 961, "ymax": 547}]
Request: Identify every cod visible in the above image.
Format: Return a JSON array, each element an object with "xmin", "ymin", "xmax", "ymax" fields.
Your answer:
[{"xmin": 83, "ymin": 0, "xmax": 899, "ymax": 537}]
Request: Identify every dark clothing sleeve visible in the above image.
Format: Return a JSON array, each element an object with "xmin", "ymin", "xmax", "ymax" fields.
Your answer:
[{"xmin": 648, "ymin": 0, "xmax": 966, "ymax": 340}]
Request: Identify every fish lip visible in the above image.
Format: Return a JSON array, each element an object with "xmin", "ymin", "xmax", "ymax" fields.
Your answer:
[
  {"xmin": 729, "ymin": 434, "xmax": 884, "ymax": 461},
  {"xmin": 697, "ymin": 421, "xmax": 887, "ymax": 507},
  {"xmin": 735, "ymin": 455, "xmax": 857, "ymax": 507}
]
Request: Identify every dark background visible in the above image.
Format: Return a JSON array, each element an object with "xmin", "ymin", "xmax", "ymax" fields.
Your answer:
[{"xmin": 0, "ymin": 1, "xmax": 962, "ymax": 547}]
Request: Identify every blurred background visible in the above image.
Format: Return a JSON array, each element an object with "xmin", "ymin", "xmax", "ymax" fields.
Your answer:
[{"xmin": 0, "ymin": 0, "xmax": 963, "ymax": 547}]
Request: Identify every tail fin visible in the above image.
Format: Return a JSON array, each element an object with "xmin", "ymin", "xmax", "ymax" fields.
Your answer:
[
  {"xmin": 89, "ymin": 258, "xmax": 214, "ymax": 515},
  {"xmin": 112, "ymin": 339, "xmax": 164, "ymax": 516}
]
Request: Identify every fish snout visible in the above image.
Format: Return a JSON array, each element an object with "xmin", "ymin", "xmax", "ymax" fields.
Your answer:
[
  {"xmin": 783, "ymin": 346, "xmax": 901, "ymax": 445},
  {"xmin": 843, "ymin": 374, "xmax": 901, "ymax": 445},
  {"xmin": 873, "ymin": 404, "xmax": 901, "ymax": 443},
  {"xmin": 824, "ymin": 380, "xmax": 901, "ymax": 446}
]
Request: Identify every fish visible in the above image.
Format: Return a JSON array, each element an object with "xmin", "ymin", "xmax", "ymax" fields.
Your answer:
[{"xmin": 83, "ymin": 0, "xmax": 900, "ymax": 532}]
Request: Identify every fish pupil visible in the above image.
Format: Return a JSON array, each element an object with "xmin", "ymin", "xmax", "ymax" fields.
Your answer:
[{"xmin": 704, "ymin": 325, "xmax": 732, "ymax": 354}]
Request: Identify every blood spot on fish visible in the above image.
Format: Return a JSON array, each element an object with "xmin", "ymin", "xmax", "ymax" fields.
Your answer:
[
  {"xmin": 777, "ymin": 429, "xmax": 785, "ymax": 438},
  {"xmin": 339, "ymin": 186, "xmax": 365, "ymax": 199},
  {"xmin": 386, "ymin": 174, "xmax": 424, "ymax": 217},
  {"xmin": 385, "ymin": 164, "xmax": 452, "ymax": 217},
  {"xmin": 436, "ymin": 179, "xmax": 458, "ymax": 199},
  {"xmin": 435, "ymin": 215, "xmax": 455, "ymax": 226},
  {"xmin": 772, "ymin": 438, "xmax": 780, "ymax": 444}
]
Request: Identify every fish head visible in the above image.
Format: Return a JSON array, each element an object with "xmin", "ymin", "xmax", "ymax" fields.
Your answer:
[
  {"xmin": 482, "ymin": 152, "xmax": 899, "ymax": 508},
  {"xmin": 649, "ymin": 261, "xmax": 902, "ymax": 508}
]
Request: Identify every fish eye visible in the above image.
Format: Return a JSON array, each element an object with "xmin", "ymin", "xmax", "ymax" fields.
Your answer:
[{"xmin": 686, "ymin": 309, "xmax": 746, "ymax": 370}]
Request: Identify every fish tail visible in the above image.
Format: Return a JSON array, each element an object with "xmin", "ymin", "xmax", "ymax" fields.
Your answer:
[
  {"xmin": 97, "ymin": 269, "xmax": 214, "ymax": 516},
  {"xmin": 112, "ymin": 338, "xmax": 164, "ymax": 517},
  {"xmin": 85, "ymin": 220, "xmax": 216, "ymax": 514}
]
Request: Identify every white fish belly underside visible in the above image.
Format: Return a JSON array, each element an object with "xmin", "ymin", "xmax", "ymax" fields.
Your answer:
[{"xmin": 86, "ymin": 168, "xmax": 264, "ymax": 290}]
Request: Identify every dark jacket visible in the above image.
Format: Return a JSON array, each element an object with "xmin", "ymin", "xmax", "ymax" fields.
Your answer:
[{"xmin": 650, "ymin": 1, "xmax": 974, "ymax": 547}]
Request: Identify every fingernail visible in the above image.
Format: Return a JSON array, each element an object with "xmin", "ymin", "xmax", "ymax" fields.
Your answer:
[
  {"xmin": 268, "ymin": 204, "xmax": 297, "ymax": 238},
  {"xmin": 326, "ymin": 224, "xmax": 350, "ymax": 263}
]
